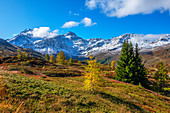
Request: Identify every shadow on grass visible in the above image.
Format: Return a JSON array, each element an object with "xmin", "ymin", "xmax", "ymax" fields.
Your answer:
[
  {"xmin": 43, "ymin": 70, "xmax": 82, "ymax": 77},
  {"xmin": 99, "ymin": 92, "xmax": 145, "ymax": 112}
]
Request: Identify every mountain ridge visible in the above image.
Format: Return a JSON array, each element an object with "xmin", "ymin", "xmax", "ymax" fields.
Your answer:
[
  {"xmin": 7, "ymin": 29, "xmax": 170, "ymax": 58},
  {"xmin": 0, "ymin": 38, "xmax": 43, "ymax": 58}
]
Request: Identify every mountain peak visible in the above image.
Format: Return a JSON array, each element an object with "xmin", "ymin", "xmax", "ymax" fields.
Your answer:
[
  {"xmin": 64, "ymin": 31, "xmax": 77, "ymax": 36},
  {"xmin": 7, "ymin": 30, "xmax": 170, "ymax": 58},
  {"xmin": 122, "ymin": 33, "xmax": 143, "ymax": 37},
  {"xmin": 21, "ymin": 29, "xmax": 32, "ymax": 34},
  {"xmin": 157, "ymin": 34, "xmax": 170, "ymax": 42}
]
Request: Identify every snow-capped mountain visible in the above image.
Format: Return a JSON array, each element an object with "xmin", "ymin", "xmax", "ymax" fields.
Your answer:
[{"xmin": 8, "ymin": 29, "xmax": 170, "ymax": 58}]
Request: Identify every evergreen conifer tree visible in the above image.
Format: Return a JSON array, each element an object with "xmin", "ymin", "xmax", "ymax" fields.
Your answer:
[
  {"xmin": 128, "ymin": 42, "xmax": 136, "ymax": 84},
  {"xmin": 115, "ymin": 40, "xmax": 135, "ymax": 83},
  {"xmin": 133, "ymin": 44, "xmax": 148, "ymax": 87},
  {"xmin": 115, "ymin": 41, "xmax": 148, "ymax": 87},
  {"xmin": 154, "ymin": 61, "xmax": 168, "ymax": 89}
]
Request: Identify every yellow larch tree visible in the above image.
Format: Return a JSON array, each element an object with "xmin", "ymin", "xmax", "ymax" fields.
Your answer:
[
  {"xmin": 50, "ymin": 54, "xmax": 55, "ymax": 63},
  {"xmin": 56, "ymin": 50, "xmax": 66, "ymax": 64},
  {"xmin": 84, "ymin": 52, "xmax": 104, "ymax": 92},
  {"xmin": 111, "ymin": 60, "xmax": 116, "ymax": 70},
  {"xmin": 17, "ymin": 49, "xmax": 22, "ymax": 59}
]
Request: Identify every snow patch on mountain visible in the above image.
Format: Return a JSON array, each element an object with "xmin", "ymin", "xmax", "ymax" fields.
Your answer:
[{"xmin": 8, "ymin": 29, "xmax": 170, "ymax": 58}]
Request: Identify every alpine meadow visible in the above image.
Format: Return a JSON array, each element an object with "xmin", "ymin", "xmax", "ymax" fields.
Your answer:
[{"xmin": 0, "ymin": 0, "xmax": 170, "ymax": 113}]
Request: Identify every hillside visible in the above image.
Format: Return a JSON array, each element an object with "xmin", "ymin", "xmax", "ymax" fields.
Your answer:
[
  {"xmin": 96, "ymin": 43, "xmax": 170, "ymax": 71},
  {"xmin": 0, "ymin": 57, "xmax": 170, "ymax": 112},
  {"xmin": 142, "ymin": 44, "xmax": 170, "ymax": 69},
  {"xmin": 0, "ymin": 38, "xmax": 43, "ymax": 58}
]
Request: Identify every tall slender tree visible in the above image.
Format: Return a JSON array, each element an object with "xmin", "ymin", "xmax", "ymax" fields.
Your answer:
[
  {"xmin": 111, "ymin": 61, "xmax": 116, "ymax": 70},
  {"xmin": 23, "ymin": 51, "xmax": 28, "ymax": 58},
  {"xmin": 154, "ymin": 61, "xmax": 168, "ymax": 89},
  {"xmin": 84, "ymin": 52, "xmax": 104, "ymax": 91},
  {"xmin": 133, "ymin": 44, "xmax": 148, "ymax": 87},
  {"xmin": 17, "ymin": 49, "xmax": 22, "ymax": 59},
  {"xmin": 69, "ymin": 58, "xmax": 73, "ymax": 65},
  {"xmin": 115, "ymin": 40, "xmax": 135, "ymax": 83},
  {"xmin": 50, "ymin": 54, "xmax": 55, "ymax": 63},
  {"xmin": 56, "ymin": 50, "xmax": 66, "ymax": 64},
  {"xmin": 115, "ymin": 41, "xmax": 148, "ymax": 87},
  {"xmin": 45, "ymin": 54, "xmax": 50, "ymax": 61}
]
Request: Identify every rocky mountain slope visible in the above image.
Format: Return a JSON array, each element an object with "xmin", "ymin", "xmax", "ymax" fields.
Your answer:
[
  {"xmin": 8, "ymin": 29, "xmax": 170, "ymax": 58},
  {"xmin": 0, "ymin": 38, "xmax": 43, "ymax": 58},
  {"xmin": 95, "ymin": 43, "xmax": 170, "ymax": 70}
]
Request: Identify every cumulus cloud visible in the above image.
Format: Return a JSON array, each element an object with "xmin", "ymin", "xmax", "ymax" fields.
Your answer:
[
  {"xmin": 85, "ymin": 0, "xmax": 170, "ymax": 18},
  {"xmin": 26, "ymin": 27, "xmax": 59, "ymax": 38},
  {"xmin": 62, "ymin": 17, "xmax": 96, "ymax": 28},
  {"xmin": 85, "ymin": 0, "xmax": 97, "ymax": 9},
  {"xmin": 81, "ymin": 17, "xmax": 97, "ymax": 27},
  {"xmin": 62, "ymin": 21, "xmax": 80, "ymax": 28}
]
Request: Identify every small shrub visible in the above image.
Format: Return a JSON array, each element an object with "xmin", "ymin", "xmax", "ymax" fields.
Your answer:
[
  {"xmin": 21, "ymin": 66, "xmax": 34, "ymax": 75},
  {"xmin": 0, "ymin": 77, "xmax": 6, "ymax": 96},
  {"xmin": 8, "ymin": 66, "xmax": 19, "ymax": 71},
  {"xmin": 78, "ymin": 61, "xmax": 81, "ymax": 65}
]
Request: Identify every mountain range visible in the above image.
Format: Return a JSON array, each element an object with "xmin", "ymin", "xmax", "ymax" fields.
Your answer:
[{"xmin": 7, "ymin": 29, "xmax": 170, "ymax": 59}]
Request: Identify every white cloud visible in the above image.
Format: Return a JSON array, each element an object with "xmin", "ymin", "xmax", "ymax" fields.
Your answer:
[
  {"xmin": 53, "ymin": 29, "xmax": 59, "ymax": 33},
  {"xmin": 69, "ymin": 10, "xmax": 79, "ymax": 16},
  {"xmin": 62, "ymin": 17, "xmax": 96, "ymax": 28},
  {"xmin": 81, "ymin": 17, "xmax": 97, "ymax": 27},
  {"xmin": 62, "ymin": 21, "xmax": 80, "ymax": 28},
  {"xmin": 85, "ymin": 0, "xmax": 170, "ymax": 18},
  {"xmin": 85, "ymin": 0, "xmax": 97, "ymax": 9},
  {"xmin": 26, "ymin": 27, "xmax": 59, "ymax": 38},
  {"xmin": 74, "ymin": 13, "xmax": 80, "ymax": 16}
]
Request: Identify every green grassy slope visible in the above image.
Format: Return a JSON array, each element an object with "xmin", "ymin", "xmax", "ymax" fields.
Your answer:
[
  {"xmin": 0, "ymin": 57, "xmax": 169, "ymax": 113},
  {"xmin": 0, "ymin": 72, "xmax": 169, "ymax": 113}
]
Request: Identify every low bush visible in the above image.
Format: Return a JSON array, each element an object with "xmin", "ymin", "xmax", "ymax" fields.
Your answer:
[{"xmin": 21, "ymin": 66, "xmax": 34, "ymax": 75}]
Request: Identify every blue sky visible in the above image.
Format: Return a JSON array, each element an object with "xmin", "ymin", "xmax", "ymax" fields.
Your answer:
[{"xmin": 0, "ymin": 0, "xmax": 170, "ymax": 39}]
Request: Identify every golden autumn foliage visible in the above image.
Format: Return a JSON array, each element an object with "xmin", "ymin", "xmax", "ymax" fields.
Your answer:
[
  {"xmin": 111, "ymin": 60, "xmax": 116, "ymax": 70},
  {"xmin": 23, "ymin": 51, "xmax": 28, "ymax": 58},
  {"xmin": 50, "ymin": 54, "xmax": 55, "ymax": 63},
  {"xmin": 84, "ymin": 52, "xmax": 104, "ymax": 92},
  {"xmin": 17, "ymin": 50, "xmax": 29, "ymax": 59},
  {"xmin": 45, "ymin": 54, "xmax": 50, "ymax": 61},
  {"xmin": 56, "ymin": 50, "xmax": 66, "ymax": 64},
  {"xmin": 17, "ymin": 49, "xmax": 22, "ymax": 59}
]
